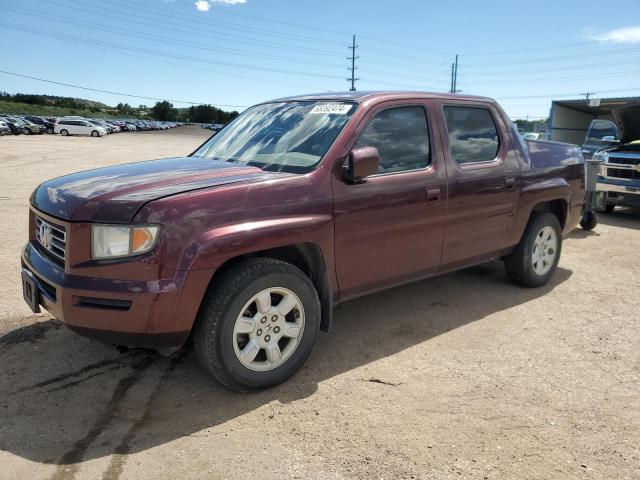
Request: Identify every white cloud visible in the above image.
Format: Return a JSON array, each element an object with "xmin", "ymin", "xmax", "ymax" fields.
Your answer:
[
  {"xmin": 194, "ymin": 0, "xmax": 246, "ymax": 11},
  {"xmin": 589, "ymin": 26, "xmax": 640, "ymax": 44},
  {"xmin": 194, "ymin": 0, "xmax": 211, "ymax": 11}
]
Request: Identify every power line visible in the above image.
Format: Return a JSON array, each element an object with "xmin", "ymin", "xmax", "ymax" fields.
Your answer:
[
  {"xmin": 1, "ymin": 6, "xmax": 343, "ymax": 70},
  {"xmin": 5, "ymin": 1, "xmax": 343, "ymax": 60},
  {"xmin": 347, "ymin": 35, "xmax": 359, "ymax": 91},
  {"xmin": 0, "ymin": 22, "xmax": 347, "ymax": 81},
  {"xmin": 0, "ymin": 70, "xmax": 249, "ymax": 108},
  {"xmin": 458, "ymin": 70, "xmax": 640, "ymax": 87},
  {"xmin": 79, "ymin": 0, "xmax": 345, "ymax": 48},
  {"xmin": 498, "ymin": 86, "xmax": 640, "ymax": 100}
]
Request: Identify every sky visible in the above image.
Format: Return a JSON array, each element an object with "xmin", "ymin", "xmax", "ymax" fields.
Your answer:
[{"xmin": 1, "ymin": 0, "xmax": 639, "ymax": 119}]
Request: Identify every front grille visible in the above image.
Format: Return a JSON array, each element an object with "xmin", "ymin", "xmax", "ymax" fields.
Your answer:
[
  {"xmin": 607, "ymin": 155, "xmax": 639, "ymax": 166},
  {"xmin": 604, "ymin": 154, "xmax": 640, "ymax": 182},
  {"xmin": 35, "ymin": 216, "xmax": 66, "ymax": 262},
  {"xmin": 605, "ymin": 167, "xmax": 640, "ymax": 181}
]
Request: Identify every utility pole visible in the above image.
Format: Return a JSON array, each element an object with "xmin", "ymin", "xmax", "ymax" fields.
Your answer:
[
  {"xmin": 581, "ymin": 92, "xmax": 595, "ymax": 100},
  {"xmin": 453, "ymin": 54, "xmax": 459, "ymax": 93},
  {"xmin": 347, "ymin": 34, "xmax": 359, "ymax": 91},
  {"xmin": 450, "ymin": 62, "xmax": 455, "ymax": 93},
  {"xmin": 450, "ymin": 54, "xmax": 460, "ymax": 94}
]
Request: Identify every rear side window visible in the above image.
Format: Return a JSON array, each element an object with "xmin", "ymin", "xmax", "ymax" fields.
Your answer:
[
  {"xmin": 355, "ymin": 106, "xmax": 430, "ymax": 174},
  {"xmin": 444, "ymin": 106, "xmax": 500, "ymax": 164}
]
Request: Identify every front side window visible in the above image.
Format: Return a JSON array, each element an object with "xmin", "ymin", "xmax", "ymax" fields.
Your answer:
[
  {"xmin": 444, "ymin": 106, "xmax": 500, "ymax": 164},
  {"xmin": 193, "ymin": 101, "xmax": 355, "ymax": 173},
  {"xmin": 355, "ymin": 106, "xmax": 430, "ymax": 174}
]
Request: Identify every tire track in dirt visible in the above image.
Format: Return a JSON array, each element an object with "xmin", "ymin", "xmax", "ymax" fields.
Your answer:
[
  {"xmin": 49, "ymin": 354, "xmax": 155, "ymax": 480},
  {"xmin": 100, "ymin": 352, "xmax": 186, "ymax": 480}
]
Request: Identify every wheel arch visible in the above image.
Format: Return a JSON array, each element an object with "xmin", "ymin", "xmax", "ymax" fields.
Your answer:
[
  {"xmin": 506, "ymin": 176, "xmax": 572, "ymax": 248},
  {"xmin": 196, "ymin": 242, "xmax": 333, "ymax": 334},
  {"xmin": 531, "ymin": 198, "xmax": 568, "ymax": 229}
]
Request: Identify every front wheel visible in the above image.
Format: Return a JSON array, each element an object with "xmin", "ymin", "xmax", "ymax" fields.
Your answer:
[
  {"xmin": 504, "ymin": 212, "xmax": 562, "ymax": 288},
  {"xmin": 23, "ymin": 128, "xmax": 30, "ymax": 135},
  {"xmin": 91, "ymin": 130, "xmax": 99, "ymax": 137},
  {"xmin": 60, "ymin": 129, "xmax": 68, "ymax": 136},
  {"xmin": 194, "ymin": 258, "xmax": 320, "ymax": 391}
]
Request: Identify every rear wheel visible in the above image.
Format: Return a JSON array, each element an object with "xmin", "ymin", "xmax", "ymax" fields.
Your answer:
[
  {"xmin": 60, "ymin": 129, "xmax": 68, "ymax": 136},
  {"xmin": 194, "ymin": 258, "xmax": 320, "ymax": 391},
  {"xmin": 504, "ymin": 212, "xmax": 562, "ymax": 287},
  {"xmin": 23, "ymin": 128, "xmax": 30, "ymax": 135}
]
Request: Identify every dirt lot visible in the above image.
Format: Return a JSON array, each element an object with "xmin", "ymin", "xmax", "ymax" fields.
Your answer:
[{"xmin": 0, "ymin": 127, "xmax": 638, "ymax": 480}]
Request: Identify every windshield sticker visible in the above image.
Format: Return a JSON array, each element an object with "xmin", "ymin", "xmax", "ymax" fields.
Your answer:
[{"xmin": 309, "ymin": 104, "xmax": 352, "ymax": 115}]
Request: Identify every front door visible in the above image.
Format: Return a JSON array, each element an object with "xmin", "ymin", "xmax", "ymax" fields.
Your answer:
[{"xmin": 332, "ymin": 102, "xmax": 447, "ymax": 300}]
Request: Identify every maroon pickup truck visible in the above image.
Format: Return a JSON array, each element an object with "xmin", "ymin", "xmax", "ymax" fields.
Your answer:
[{"xmin": 21, "ymin": 92, "xmax": 585, "ymax": 391}]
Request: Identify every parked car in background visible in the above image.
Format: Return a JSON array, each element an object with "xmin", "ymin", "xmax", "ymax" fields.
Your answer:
[
  {"xmin": 19, "ymin": 118, "xmax": 45, "ymax": 135},
  {"xmin": 581, "ymin": 119, "xmax": 619, "ymax": 160},
  {"xmin": 21, "ymin": 91, "xmax": 586, "ymax": 391},
  {"xmin": 54, "ymin": 119, "xmax": 108, "ymax": 137},
  {"xmin": 521, "ymin": 132, "xmax": 540, "ymax": 141},
  {"xmin": 24, "ymin": 115, "xmax": 56, "ymax": 134},
  {"xmin": 0, "ymin": 115, "xmax": 22, "ymax": 135},
  {"xmin": 595, "ymin": 104, "xmax": 640, "ymax": 212},
  {"xmin": 0, "ymin": 120, "xmax": 11, "ymax": 135},
  {"xmin": 86, "ymin": 120, "xmax": 112, "ymax": 134}
]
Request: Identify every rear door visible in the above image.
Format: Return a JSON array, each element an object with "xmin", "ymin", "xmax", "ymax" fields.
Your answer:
[
  {"xmin": 436, "ymin": 102, "xmax": 521, "ymax": 269},
  {"xmin": 332, "ymin": 100, "xmax": 447, "ymax": 300}
]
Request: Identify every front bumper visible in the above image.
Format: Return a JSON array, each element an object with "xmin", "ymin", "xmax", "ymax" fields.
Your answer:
[
  {"xmin": 21, "ymin": 242, "xmax": 209, "ymax": 350},
  {"xmin": 596, "ymin": 181, "xmax": 640, "ymax": 196},
  {"xmin": 596, "ymin": 179, "xmax": 640, "ymax": 207}
]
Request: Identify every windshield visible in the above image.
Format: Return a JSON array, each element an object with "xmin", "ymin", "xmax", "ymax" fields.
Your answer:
[
  {"xmin": 192, "ymin": 101, "xmax": 356, "ymax": 173},
  {"xmin": 585, "ymin": 120, "xmax": 618, "ymax": 148}
]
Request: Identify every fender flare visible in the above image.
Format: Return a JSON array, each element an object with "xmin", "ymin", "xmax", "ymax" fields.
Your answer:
[{"xmin": 507, "ymin": 178, "xmax": 572, "ymax": 246}]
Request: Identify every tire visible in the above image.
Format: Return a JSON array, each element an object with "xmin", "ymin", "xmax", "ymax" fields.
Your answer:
[
  {"xmin": 46, "ymin": 128, "xmax": 53, "ymax": 134},
  {"xmin": 23, "ymin": 128, "xmax": 30, "ymax": 135},
  {"xmin": 580, "ymin": 211, "xmax": 598, "ymax": 231},
  {"xmin": 60, "ymin": 129, "xmax": 68, "ymax": 136},
  {"xmin": 504, "ymin": 212, "xmax": 562, "ymax": 288},
  {"xmin": 604, "ymin": 203, "xmax": 615, "ymax": 213},
  {"xmin": 194, "ymin": 257, "xmax": 320, "ymax": 392},
  {"xmin": 91, "ymin": 130, "xmax": 99, "ymax": 137}
]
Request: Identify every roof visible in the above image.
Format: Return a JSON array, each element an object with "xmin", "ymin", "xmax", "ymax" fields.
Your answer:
[
  {"xmin": 552, "ymin": 96, "xmax": 640, "ymax": 116},
  {"xmin": 266, "ymin": 90, "xmax": 496, "ymax": 104}
]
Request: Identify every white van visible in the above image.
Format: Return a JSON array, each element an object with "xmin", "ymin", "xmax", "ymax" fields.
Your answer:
[{"xmin": 55, "ymin": 119, "xmax": 107, "ymax": 137}]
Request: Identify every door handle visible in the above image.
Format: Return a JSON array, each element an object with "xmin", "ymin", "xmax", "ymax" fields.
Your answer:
[
  {"xmin": 504, "ymin": 177, "xmax": 516, "ymax": 190},
  {"xmin": 426, "ymin": 187, "xmax": 441, "ymax": 202}
]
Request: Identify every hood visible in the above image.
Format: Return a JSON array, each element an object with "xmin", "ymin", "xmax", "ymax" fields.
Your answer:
[
  {"xmin": 613, "ymin": 103, "xmax": 640, "ymax": 144},
  {"xmin": 31, "ymin": 157, "xmax": 283, "ymax": 223}
]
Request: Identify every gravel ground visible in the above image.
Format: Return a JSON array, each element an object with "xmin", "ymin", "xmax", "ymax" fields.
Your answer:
[{"xmin": 0, "ymin": 127, "xmax": 638, "ymax": 480}]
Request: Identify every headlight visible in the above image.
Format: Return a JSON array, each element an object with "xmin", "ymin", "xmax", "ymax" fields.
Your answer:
[{"xmin": 91, "ymin": 225, "xmax": 160, "ymax": 259}]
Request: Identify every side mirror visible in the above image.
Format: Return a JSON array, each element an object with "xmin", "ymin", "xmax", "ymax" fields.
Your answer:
[
  {"xmin": 602, "ymin": 135, "xmax": 618, "ymax": 143},
  {"xmin": 343, "ymin": 146, "xmax": 380, "ymax": 183}
]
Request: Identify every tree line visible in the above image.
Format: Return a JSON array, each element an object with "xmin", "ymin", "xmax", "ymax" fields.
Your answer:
[
  {"xmin": 149, "ymin": 101, "xmax": 239, "ymax": 123},
  {"xmin": 0, "ymin": 91, "xmax": 107, "ymax": 111},
  {"xmin": 1, "ymin": 91, "xmax": 240, "ymax": 123}
]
